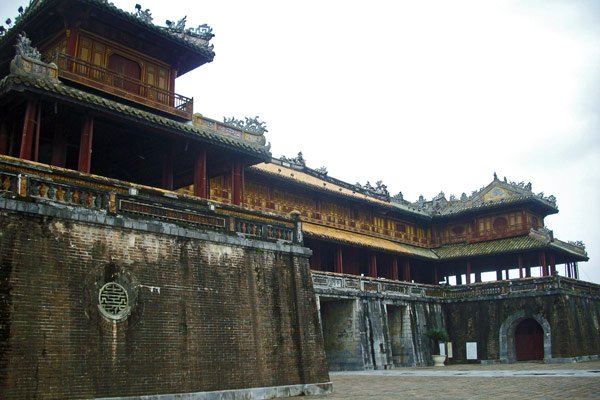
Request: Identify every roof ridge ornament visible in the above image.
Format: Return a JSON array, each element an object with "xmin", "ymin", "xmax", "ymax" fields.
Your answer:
[
  {"xmin": 223, "ymin": 116, "xmax": 268, "ymax": 135},
  {"xmin": 353, "ymin": 180, "xmax": 390, "ymax": 201},
  {"xmin": 15, "ymin": 31, "xmax": 40, "ymax": 60},
  {"xmin": 165, "ymin": 15, "xmax": 215, "ymax": 43},
  {"xmin": 10, "ymin": 31, "xmax": 59, "ymax": 82},
  {"xmin": 133, "ymin": 4, "xmax": 153, "ymax": 24},
  {"xmin": 280, "ymin": 151, "xmax": 306, "ymax": 167}
]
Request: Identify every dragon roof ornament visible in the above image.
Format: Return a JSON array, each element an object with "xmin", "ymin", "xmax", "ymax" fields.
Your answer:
[
  {"xmin": 280, "ymin": 151, "xmax": 306, "ymax": 167},
  {"xmin": 223, "ymin": 116, "xmax": 268, "ymax": 135},
  {"xmin": 1, "ymin": 2, "xmax": 214, "ymax": 57},
  {"xmin": 406, "ymin": 174, "xmax": 558, "ymax": 215},
  {"xmin": 354, "ymin": 180, "xmax": 390, "ymax": 202},
  {"xmin": 14, "ymin": 31, "xmax": 39, "ymax": 59}
]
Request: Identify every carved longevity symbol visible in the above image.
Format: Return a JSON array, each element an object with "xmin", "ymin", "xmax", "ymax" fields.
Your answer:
[{"xmin": 99, "ymin": 282, "xmax": 129, "ymax": 319}]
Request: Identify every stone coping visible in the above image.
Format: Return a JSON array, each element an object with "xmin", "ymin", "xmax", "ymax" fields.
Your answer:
[{"xmin": 96, "ymin": 382, "xmax": 332, "ymax": 400}]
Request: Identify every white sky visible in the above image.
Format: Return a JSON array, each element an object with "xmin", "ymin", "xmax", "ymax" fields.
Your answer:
[{"xmin": 2, "ymin": 0, "xmax": 599, "ymax": 282}]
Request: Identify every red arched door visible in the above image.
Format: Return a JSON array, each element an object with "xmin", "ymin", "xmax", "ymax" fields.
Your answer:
[{"xmin": 515, "ymin": 318, "xmax": 544, "ymax": 361}]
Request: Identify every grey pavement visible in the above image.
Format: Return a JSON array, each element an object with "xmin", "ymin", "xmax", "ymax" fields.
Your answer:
[{"xmin": 304, "ymin": 360, "xmax": 600, "ymax": 399}]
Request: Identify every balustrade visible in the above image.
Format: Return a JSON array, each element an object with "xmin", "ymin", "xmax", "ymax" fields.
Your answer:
[{"xmin": 52, "ymin": 53, "xmax": 193, "ymax": 120}]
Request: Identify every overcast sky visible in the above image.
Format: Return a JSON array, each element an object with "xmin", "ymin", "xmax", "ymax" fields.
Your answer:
[{"xmin": 2, "ymin": 0, "xmax": 599, "ymax": 282}]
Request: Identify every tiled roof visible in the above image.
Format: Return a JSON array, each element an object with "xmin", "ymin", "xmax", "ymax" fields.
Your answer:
[
  {"xmin": 412, "ymin": 179, "xmax": 559, "ymax": 218},
  {"xmin": 0, "ymin": 74, "xmax": 270, "ymax": 159},
  {"xmin": 433, "ymin": 231, "xmax": 588, "ymax": 261},
  {"xmin": 250, "ymin": 162, "xmax": 430, "ymax": 218},
  {"xmin": 0, "ymin": 0, "xmax": 215, "ymax": 65},
  {"xmin": 303, "ymin": 222, "xmax": 587, "ymax": 262},
  {"xmin": 302, "ymin": 222, "xmax": 437, "ymax": 259}
]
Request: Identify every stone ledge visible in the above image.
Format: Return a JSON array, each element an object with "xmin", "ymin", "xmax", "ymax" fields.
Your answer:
[
  {"xmin": 96, "ymin": 382, "xmax": 333, "ymax": 400},
  {"xmin": 0, "ymin": 198, "xmax": 311, "ymax": 257}
]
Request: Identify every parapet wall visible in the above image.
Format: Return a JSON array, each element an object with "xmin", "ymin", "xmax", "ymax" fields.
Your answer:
[
  {"xmin": 444, "ymin": 278, "xmax": 600, "ymax": 363},
  {"xmin": 0, "ymin": 157, "xmax": 330, "ymax": 399}
]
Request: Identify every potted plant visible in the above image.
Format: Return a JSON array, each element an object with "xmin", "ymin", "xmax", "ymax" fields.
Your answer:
[{"xmin": 425, "ymin": 328, "xmax": 450, "ymax": 367}]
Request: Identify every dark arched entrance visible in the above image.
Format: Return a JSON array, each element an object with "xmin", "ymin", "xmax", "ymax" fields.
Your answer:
[{"xmin": 515, "ymin": 318, "xmax": 544, "ymax": 361}]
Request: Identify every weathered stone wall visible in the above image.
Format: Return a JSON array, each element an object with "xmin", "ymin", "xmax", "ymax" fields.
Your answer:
[
  {"xmin": 0, "ymin": 205, "xmax": 330, "ymax": 399},
  {"xmin": 444, "ymin": 292, "xmax": 600, "ymax": 363},
  {"xmin": 315, "ymin": 286, "xmax": 445, "ymax": 370}
]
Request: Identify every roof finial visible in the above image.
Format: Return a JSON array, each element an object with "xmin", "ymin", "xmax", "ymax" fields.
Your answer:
[{"xmin": 493, "ymin": 172, "xmax": 498, "ymax": 181}]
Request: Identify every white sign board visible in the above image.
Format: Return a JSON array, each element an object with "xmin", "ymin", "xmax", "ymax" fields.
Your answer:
[
  {"xmin": 466, "ymin": 342, "xmax": 478, "ymax": 360},
  {"xmin": 439, "ymin": 343, "xmax": 446, "ymax": 356},
  {"xmin": 447, "ymin": 342, "xmax": 453, "ymax": 358}
]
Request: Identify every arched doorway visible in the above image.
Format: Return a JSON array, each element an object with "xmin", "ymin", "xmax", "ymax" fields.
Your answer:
[
  {"xmin": 499, "ymin": 311, "xmax": 551, "ymax": 362},
  {"xmin": 515, "ymin": 318, "xmax": 544, "ymax": 361}
]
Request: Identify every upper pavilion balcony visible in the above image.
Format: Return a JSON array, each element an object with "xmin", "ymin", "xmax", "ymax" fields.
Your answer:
[{"xmin": 51, "ymin": 53, "xmax": 193, "ymax": 121}]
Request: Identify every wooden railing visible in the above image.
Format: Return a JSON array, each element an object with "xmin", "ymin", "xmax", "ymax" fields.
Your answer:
[{"xmin": 52, "ymin": 53, "xmax": 193, "ymax": 120}]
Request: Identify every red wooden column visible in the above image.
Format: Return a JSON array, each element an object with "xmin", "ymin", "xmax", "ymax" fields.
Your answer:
[
  {"xmin": 77, "ymin": 116, "xmax": 94, "ymax": 173},
  {"xmin": 0, "ymin": 121, "xmax": 9, "ymax": 155},
  {"xmin": 19, "ymin": 99, "xmax": 41, "ymax": 160},
  {"xmin": 433, "ymin": 265, "xmax": 439, "ymax": 285},
  {"xmin": 549, "ymin": 254, "xmax": 556, "ymax": 275},
  {"xmin": 335, "ymin": 246, "xmax": 344, "ymax": 274},
  {"xmin": 518, "ymin": 255, "xmax": 524, "ymax": 279},
  {"xmin": 403, "ymin": 258, "xmax": 411, "ymax": 282},
  {"xmin": 193, "ymin": 148, "xmax": 208, "ymax": 198},
  {"xmin": 539, "ymin": 251, "xmax": 548, "ymax": 276},
  {"xmin": 525, "ymin": 265, "xmax": 531, "ymax": 278},
  {"xmin": 456, "ymin": 273, "xmax": 463, "ymax": 285},
  {"xmin": 466, "ymin": 261, "xmax": 472, "ymax": 284},
  {"xmin": 232, "ymin": 159, "xmax": 244, "ymax": 206},
  {"xmin": 496, "ymin": 268, "xmax": 503, "ymax": 281},
  {"xmin": 369, "ymin": 253, "xmax": 377, "ymax": 278},
  {"xmin": 65, "ymin": 27, "xmax": 80, "ymax": 72},
  {"xmin": 391, "ymin": 257, "xmax": 399, "ymax": 281},
  {"xmin": 475, "ymin": 271, "xmax": 482, "ymax": 283},
  {"xmin": 574, "ymin": 262, "xmax": 579, "ymax": 280}
]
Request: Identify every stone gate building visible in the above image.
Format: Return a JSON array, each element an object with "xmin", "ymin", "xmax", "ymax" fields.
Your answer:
[{"xmin": 0, "ymin": 1, "xmax": 598, "ymax": 399}]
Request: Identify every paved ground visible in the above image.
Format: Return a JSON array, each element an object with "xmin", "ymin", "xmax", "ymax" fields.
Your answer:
[{"xmin": 307, "ymin": 360, "xmax": 600, "ymax": 399}]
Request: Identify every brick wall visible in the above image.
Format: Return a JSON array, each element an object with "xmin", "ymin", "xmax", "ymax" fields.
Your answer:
[
  {"xmin": 0, "ymin": 208, "xmax": 329, "ymax": 399},
  {"xmin": 444, "ymin": 294, "xmax": 600, "ymax": 362}
]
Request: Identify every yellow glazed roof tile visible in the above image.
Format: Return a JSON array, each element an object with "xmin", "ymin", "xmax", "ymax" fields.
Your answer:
[{"xmin": 302, "ymin": 222, "xmax": 437, "ymax": 260}]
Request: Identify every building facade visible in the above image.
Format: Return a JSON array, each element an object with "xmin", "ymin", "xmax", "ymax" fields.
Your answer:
[{"xmin": 0, "ymin": 1, "xmax": 598, "ymax": 399}]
